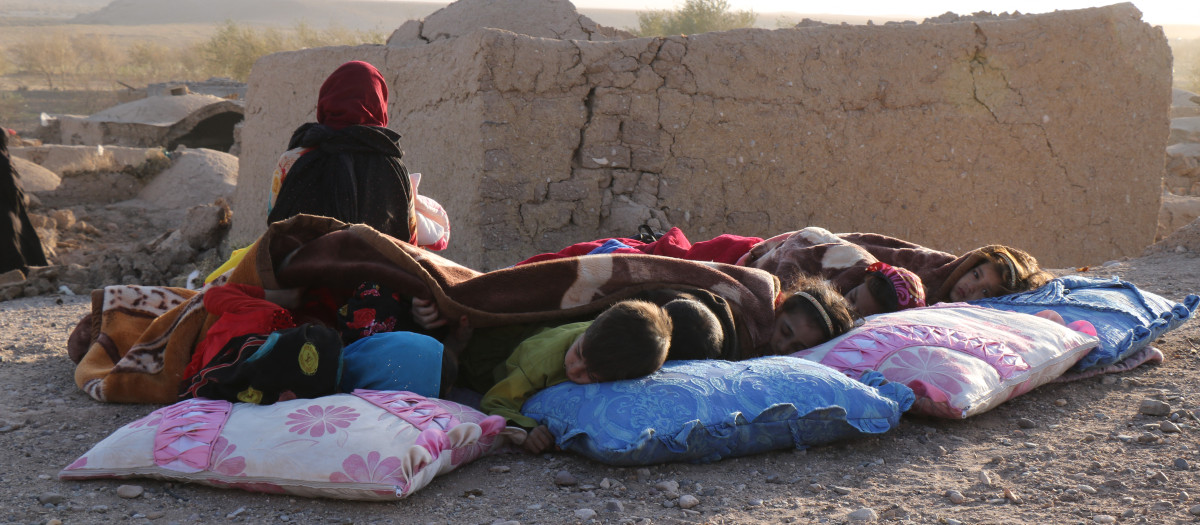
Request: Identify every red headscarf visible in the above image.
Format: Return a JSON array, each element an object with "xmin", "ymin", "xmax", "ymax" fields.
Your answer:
[{"xmin": 316, "ymin": 61, "xmax": 389, "ymax": 130}]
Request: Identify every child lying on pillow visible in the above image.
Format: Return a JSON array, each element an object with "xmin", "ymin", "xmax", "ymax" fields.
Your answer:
[{"xmin": 472, "ymin": 300, "xmax": 673, "ymax": 454}]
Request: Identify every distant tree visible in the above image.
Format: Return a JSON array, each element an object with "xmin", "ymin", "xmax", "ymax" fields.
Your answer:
[
  {"xmin": 10, "ymin": 31, "xmax": 76, "ymax": 89},
  {"xmin": 193, "ymin": 20, "xmax": 288, "ymax": 81},
  {"xmin": 634, "ymin": 0, "xmax": 757, "ymax": 37},
  {"xmin": 124, "ymin": 41, "xmax": 179, "ymax": 83},
  {"xmin": 72, "ymin": 34, "xmax": 121, "ymax": 87}
]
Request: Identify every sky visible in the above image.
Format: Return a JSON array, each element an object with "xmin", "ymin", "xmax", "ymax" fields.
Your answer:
[{"xmin": 567, "ymin": 0, "xmax": 1198, "ymax": 26}]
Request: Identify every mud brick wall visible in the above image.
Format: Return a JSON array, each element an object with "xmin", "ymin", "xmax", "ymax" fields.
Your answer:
[{"xmin": 230, "ymin": 3, "xmax": 1171, "ymax": 270}]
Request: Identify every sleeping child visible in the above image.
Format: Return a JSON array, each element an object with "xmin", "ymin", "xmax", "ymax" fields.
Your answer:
[{"xmin": 470, "ymin": 299, "xmax": 673, "ymax": 454}]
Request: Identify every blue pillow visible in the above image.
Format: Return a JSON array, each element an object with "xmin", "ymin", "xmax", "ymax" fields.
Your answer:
[
  {"xmin": 521, "ymin": 357, "xmax": 914, "ymax": 466},
  {"xmin": 972, "ymin": 276, "xmax": 1198, "ymax": 371}
]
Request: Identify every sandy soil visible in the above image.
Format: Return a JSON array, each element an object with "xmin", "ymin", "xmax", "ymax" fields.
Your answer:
[{"xmin": 1, "ymin": 246, "xmax": 1198, "ymax": 525}]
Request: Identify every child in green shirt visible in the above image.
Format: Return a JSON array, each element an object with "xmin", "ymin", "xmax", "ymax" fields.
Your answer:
[{"xmin": 477, "ymin": 300, "xmax": 673, "ymax": 453}]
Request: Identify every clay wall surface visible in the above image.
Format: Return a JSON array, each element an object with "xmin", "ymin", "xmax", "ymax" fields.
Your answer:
[{"xmin": 230, "ymin": 3, "xmax": 1171, "ymax": 270}]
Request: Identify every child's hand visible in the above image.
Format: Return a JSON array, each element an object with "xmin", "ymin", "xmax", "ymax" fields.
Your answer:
[
  {"xmin": 523, "ymin": 425, "xmax": 554, "ymax": 454},
  {"xmin": 411, "ymin": 297, "xmax": 447, "ymax": 329}
]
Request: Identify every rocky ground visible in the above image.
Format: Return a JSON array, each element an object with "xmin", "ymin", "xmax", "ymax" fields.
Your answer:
[{"xmin": 0, "ymin": 238, "xmax": 1198, "ymax": 525}]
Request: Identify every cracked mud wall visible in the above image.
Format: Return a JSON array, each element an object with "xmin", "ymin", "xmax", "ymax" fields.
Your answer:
[{"xmin": 231, "ymin": 3, "xmax": 1170, "ymax": 270}]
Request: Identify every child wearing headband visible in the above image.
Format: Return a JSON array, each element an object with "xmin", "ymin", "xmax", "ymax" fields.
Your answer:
[
  {"xmin": 843, "ymin": 262, "xmax": 927, "ymax": 317},
  {"xmin": 938, "ymin": 245, "xmax": 1053, "ymax": 303},
  {"xmin": 764, "ymin": 276, "xmax": 857, "ymax": 355}
]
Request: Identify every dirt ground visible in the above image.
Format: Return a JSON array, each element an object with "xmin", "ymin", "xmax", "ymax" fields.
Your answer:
[{"xmin": 0, "ymin": 244, "xmax": 1198, "ymax": 525}]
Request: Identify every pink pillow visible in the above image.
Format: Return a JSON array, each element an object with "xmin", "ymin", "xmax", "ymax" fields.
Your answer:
[
  {"xmin": 60, "ymin": 391, "xmax": 515, "ymax": 500},
  {"xmin": 792, "ymin": 304, "xmax": 1098, "ymax": 418}
]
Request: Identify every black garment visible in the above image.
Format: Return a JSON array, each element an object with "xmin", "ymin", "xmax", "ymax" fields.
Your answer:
[
  {"xmin": 267, "ymin": 123, "xmax": 416, "ymax": 243},
  {"xmin": 0, "ymin": 133, "xmax": 47, "ymax": 275},
  {"xmin": 181, "ymin": 323, "xmax": 344, "ymax": 405}
]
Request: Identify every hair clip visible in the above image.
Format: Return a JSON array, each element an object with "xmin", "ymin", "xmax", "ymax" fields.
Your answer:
[{"xmin": 793, "ymin": 291, "xmax": 833, "ymax": 335}]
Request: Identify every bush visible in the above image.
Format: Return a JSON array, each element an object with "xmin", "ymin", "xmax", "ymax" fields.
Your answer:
[
  {"xmin": 9, "ymin": 30, "xmax": 76, "ymax": 89},
  {"xmin": 634, "ymin": 0, "xmax": 756, "ymax": 37}
]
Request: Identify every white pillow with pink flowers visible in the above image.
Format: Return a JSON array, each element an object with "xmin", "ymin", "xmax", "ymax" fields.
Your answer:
[
  {"xmin": 60, "ymin": 391, "xmax": 514, "ymax": 501},
  {"xmin": 791, "ymin": 304, "xmax": 1099, "ymax": 418}
]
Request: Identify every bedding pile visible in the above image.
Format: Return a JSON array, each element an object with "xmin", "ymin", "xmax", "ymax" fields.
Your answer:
[{"xmin": 59, "ymin": 219, "xmax": 1200, "ymax": 499}]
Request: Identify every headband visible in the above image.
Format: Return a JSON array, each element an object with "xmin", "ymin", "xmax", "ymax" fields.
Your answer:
[
  {"xmin": 994, "ymin": 251, "xmax": 1020, "ymax": 289},
  {"xmin": 792, "ymin": 291, "xmax": 833, "ymax": 335},
  {"xmin": 866, "ymin": 261, "xmax": 926, "ymax": 309}
]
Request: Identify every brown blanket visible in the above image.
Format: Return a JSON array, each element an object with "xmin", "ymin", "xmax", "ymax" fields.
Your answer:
[
  {"xmin": 71, "ymin": 215, "xmax": 781, "ymax": 403},
  {"xmin": 741, "ymin": 227, "xmax": 983, "ymax": 303}
]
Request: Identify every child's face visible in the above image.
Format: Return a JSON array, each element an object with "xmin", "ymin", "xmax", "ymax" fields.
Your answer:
[
  {"xmin": 564, "ymin": 337, "xmax": 595, "ymax": 384},
  {"xmin": 949, "ymin": 263, "xmax": 1002, "ymax": 302},
  {"xmin": 768, "ymin": 308, "xmax": 826, "ymax": 355},
  {"xmin": 844, "ymin": 282, "xmax": 882, "ymax": 317}
]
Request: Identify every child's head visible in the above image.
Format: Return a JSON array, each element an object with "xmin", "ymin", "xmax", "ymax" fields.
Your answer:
[
  {"xmin": 769, "ymin": 277, "xmax": 856, "ymax": 355},
  {"xmin": 946, "ymin": 245, "xmax": 1053, "ymax": 302},
  {"xmin": 565, "ymin": 300, "xmax": 673, "ymax": 384},
  {"xmin": 662, "ymin": 299, "xmax": 724, "ymax": 360},
  {"xmin": 844, "ymin": 262, "xmax": 926, "ymax": 317}
]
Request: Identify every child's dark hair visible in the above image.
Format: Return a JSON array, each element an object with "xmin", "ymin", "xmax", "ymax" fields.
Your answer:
[
  {"xmin": 580, "ymin": 299, "xmax": 672, "ymax": 382},
  {"xmin": 977, "ymin": 246, "xmax": 1053, "ymax": 296},
  {"xmin": 863, "ymin": 271, "xmax": 902, "ymax": 314},
  {"xmin": 662, "ymin": 299, "xmax": 723, "ymax": 360},
  {"xmin": 779, "ymin": 276, "xmax": 856, "ymax": 342}
]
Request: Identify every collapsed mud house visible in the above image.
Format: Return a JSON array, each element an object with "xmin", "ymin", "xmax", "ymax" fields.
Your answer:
[{"xmin": 229, "ymin": 0, "xmax": 1172, "ymax": 271}]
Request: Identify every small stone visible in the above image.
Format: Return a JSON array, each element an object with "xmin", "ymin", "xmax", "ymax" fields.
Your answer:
[
  {"xmin": 662, "ymin": 499, "xmax": 675, "ymax": 508},
  {"xmin": 1137, "ymin": 432, "xmax": 1160, "ymax": 443},
  {"xmin": 809, "ymin": 483, "xmax": 824, "ymax": 492},
  {"xmin": 935, "ymin": 446, "xmax": 948, "ymax": 456},
  {"xmin": 45, "ymin": 520, "xmax": 62, "ymax": 525},
  {"xmin": 749, "ymin": 499, "xmax": 764, "ymax": 507},
  {"xmin": 979, "ymin": 470, "xmax": 993, "ymax": 486},
  {"xmin": 655, "ymin": 480, "xmax": 679, "ymax": 493},
  {"xmin": 1140, "ymin": 399, "xmax": 1172, "ymax": 416},
  {"xmin": 554, "ymin": 470, "xmax": 578, "ymax": 486},
  {"xmin": 599, "ymin": 478, "xmax": 612, "ymax": 489},
  {"xmin": 90, "ymin": 505, "xmax": 109, "ymax": 513},
  {"xmin": 1160, "ymin": 421, "xmax": 1181, "ymax": 433},
  {"xmin": 1176, "ymin": 458, "xmax": 1192, "ymax": 470},
  {"xmin": 833, "ymin": 486, "xmax": 853, "ymax": 495},
  {"xmin": 1122, "ymin": 509, "xmax": 1137, "ymax": 518},
  {"xmin": 1016, "ymin": 418, "xmax": 1036, "ymax": 429},
  {"xmin": 1003, "ymin": 487, "xmax": 1022, "ymax": 505},
  {"xmin": 678, "ymin": 495, "xmax": 700, "ymax": 509},
  {"xmin": 116, "ymin": 485, "xmax": 144, "ymax": 499},
  {"xmin": 1093, "ymin": 515, "xmax": 1116, "ymax": 524},
  {"xmin": 946, "ymin": 490, "xmax": 967, "ymax": 504},
  {"xmin": 636, "ymin": 468, "xmax": 651, "ymax": 482},
  {"xmin": 1189, "ymin": 504, "xmax": 1200, "ymax": 516},
  {"xmin": 574, "ymin": 508, "xmax": 596, "ymax": 520},
  {"xmin": 1055, "ymin": 399, "xmax": 1069, "ymax": 407},
  {"xmin": 37, "ymin": 493, "xmax": 65, "ymax": 505},
  {"xmin": 604, "ymin": 499, "xmax": 624, "ymax": 513},
  {"xmin": 226, "ymin": 508, "xmax": 246, "ymax": 519},
  {"xmin": 1149, "ymin": 471, "xmax": 1169, "ymax": 483},
  {"xmin": 847, "ymin": 507, "xmax": 878, "ymax": 522},
  {"xmin": 1079, "ymin": 484, "xmax": 1097, "ymax": 494},
  {"xmin": 1179, "ymin": 491, "xmax": 1190, "ymax": 502},
  {"xmin": 146, "ymin": 511, "xmax": 165, "ymax": 519},
  {"xmin": 490, "ymin": 465, "xmax": 511, "ymax": 473}
]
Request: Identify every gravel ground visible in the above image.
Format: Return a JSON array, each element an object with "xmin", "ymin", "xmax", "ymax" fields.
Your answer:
[{"xmin": 1, "ymin": 250, "xmax": 1198, "ymax": 525}]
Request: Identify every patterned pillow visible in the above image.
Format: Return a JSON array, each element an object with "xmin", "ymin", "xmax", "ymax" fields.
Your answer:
[
  {"xmin": 792, "ymin": 304, "xmax": 1099, "ymax": 419},
  {"xmin": 521, "ymin": 357, "xmax": 914, "ymax": 466},
  {"xmin": 59, "ymin": 391, "xmax": 512, "ymax": 501},
  {"xmin": 971, "ymin": 276, "xmax": 1199, "ymax": 371}
]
